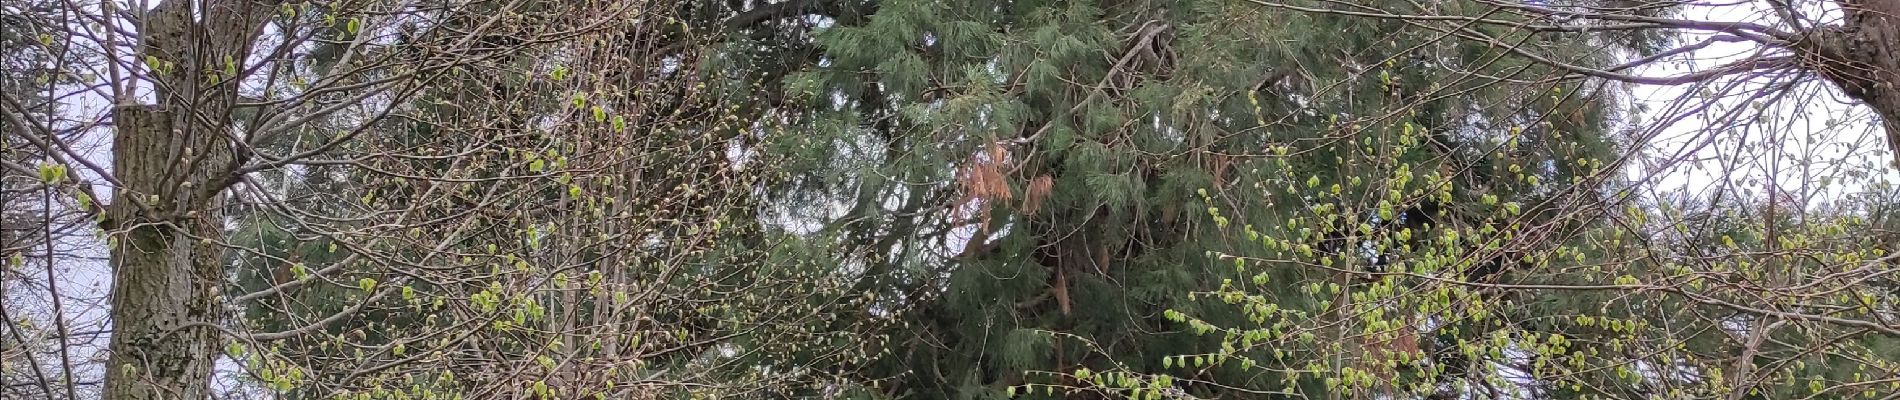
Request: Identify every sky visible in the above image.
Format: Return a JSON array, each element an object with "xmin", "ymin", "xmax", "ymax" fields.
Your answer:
[{"xmin": 1623, "ymin": 1, "xmax": 1898, "ymax": 210}]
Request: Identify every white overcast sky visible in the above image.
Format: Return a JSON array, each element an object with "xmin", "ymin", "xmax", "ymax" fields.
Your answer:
[{"xmin": 1624, "ymin": 1, "xmax": 1898, "ymax": 209}]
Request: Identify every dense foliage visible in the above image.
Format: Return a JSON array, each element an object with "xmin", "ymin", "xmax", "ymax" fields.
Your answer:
[
  {"xmin": 700, "ymin": 1, "xmax": 1636, "ymax": 398},
  {"xmin": 9, "ymin": 1, "xmax": 1900, "ymax": 400}
]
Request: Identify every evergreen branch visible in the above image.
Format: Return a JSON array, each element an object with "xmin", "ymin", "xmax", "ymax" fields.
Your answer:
[
  {"xmin": 725, "ymin": 0, "xmax": 827, "ymax": 30},
  {"xmin": 1015, "ymin": 20, "xmax": 1171, "ymax": 146}
]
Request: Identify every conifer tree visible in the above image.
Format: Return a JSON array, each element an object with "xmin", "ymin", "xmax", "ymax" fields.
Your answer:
[{"xmin": 702, "ymin": 0, "xmax": 1637, "ymax": 398}]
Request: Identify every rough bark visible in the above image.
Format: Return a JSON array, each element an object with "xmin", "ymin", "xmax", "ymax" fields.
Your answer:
[
  {"xmin": 1811, "ymin": 1, "xmax": 1900, "ymax": 166},
  {"xmin": 102, "ymin": 1, "xmax": 271, "ymax": 399},
  {"xmin": 104, "ymin": 105, "xmax": 230, "ymax": 400}
]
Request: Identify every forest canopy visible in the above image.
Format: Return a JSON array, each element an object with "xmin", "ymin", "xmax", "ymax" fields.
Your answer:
[{"xmin": 6, "ymin": 1, "xmax": 1900, "ymax": 399}]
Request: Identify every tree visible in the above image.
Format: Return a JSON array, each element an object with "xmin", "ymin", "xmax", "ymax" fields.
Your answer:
[
  {"xmin": 1236, "ymin": 0, "xmax": 1900, "ymax": 165},
  {"xmin": 10, "ymin": 0, "xmax": 882, "ymax": 399},
  {"xmin": 217, "ymin": 3, "xmax": 876, "ymax": 396},
  {"xmin": 18, "ymin": 0, "xmax": 1900, "ymax": 399},
  {"xmin": 1136, "ymin": 2, "xmax": 1900, "ymax": 399},
  {"xmin": 663, "ymin": 0, "xmax": 1634, "ymax": 398},
  {"xmin": 2, "ymin": 1, "xmax": 105, "ymax": 398}
]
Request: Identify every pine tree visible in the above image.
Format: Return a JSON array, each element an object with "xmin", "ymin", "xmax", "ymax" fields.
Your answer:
[{"xmin": 694, "ymin": 0, "xmax": 1637, "ymax": 398}]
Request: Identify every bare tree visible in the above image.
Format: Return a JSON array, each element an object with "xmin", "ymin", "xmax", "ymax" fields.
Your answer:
[
  {"xmin": 4, "ymin": 0, "xmax": 875, "ymax": 399},
  {"xmin": 1076, "ymin": 2, "xmax": 1900, "ymax": 399},
  {"xmin": 3, "ymin": 1, "xmax": 109, "ymax": 398},
  {"xmin": 1237, "ymin": 0, "xmax": 1900, "ymax": 165}
]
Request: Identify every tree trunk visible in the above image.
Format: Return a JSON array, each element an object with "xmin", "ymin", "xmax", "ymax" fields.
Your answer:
[
  {"xmin": 1814, "ymin": 1, "xmax": 1900, "ymax": 166},
  {"xmin": 102, "ymin": 1, "xmax": 269, "ymax": 399},
  {"xmin": 104, "ymin": 106, "xmax": 230, "ymax": 400}
]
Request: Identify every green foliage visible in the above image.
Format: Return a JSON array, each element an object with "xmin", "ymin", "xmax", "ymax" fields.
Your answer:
[
  {"xmin": 199, "ymin": 1, "xmax": 1900, "ymax": 399},
  {"xmin": 718, "ymin": 0, "xmax": 1635, "ymax": 398}
]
